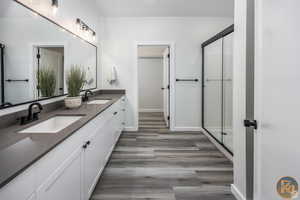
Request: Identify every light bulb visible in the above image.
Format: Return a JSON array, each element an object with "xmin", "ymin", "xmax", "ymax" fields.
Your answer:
[
  {"xmin": 52, "ymin": 0, "xmax": 58, "ymax": 15},
  {"xmin": 52, "ymin": 6, "xmax": 58, "ymax": 15}
]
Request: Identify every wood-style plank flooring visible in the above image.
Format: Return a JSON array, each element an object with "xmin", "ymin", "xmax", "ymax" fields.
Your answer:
[{"xmin": 91, "ymin": 112, "xmax": 235, "ymax": 200}]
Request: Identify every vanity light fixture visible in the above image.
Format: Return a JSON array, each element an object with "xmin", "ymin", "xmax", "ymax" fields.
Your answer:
[
  {"xmin": 92, "ymin": 32, "xmax": 96, "ymax": 41},
  {"xmin": 52, "ymin": 0, "xmax": 58, "ymax": 14},
  {"xmin": 76, "ymin": 18, "xmax": 96, "ymax": 41}
]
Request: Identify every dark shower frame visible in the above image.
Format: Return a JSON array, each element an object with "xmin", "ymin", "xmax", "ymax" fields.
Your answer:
[
  {"xmin": 0, "ymin": 44, "xmax": 4, "ymax": 105},
  {"xmin": 201, "ymin": 24, "xmax": 234, "ymax": 155}
]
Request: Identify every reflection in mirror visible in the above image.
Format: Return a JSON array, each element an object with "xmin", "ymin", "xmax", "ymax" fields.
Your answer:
[
  {"xmin": 0, "ymin": 0, "xmax": 97, "ymax": 109},
  {"xmin": 35, "ymin": 47, "xmax": 64, "ymax": 98}
]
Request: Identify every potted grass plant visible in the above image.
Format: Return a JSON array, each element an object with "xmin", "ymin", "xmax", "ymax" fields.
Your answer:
[
  {"xmin": 65, "ymin": 65, "xmax": 86, "ymax": 108},
  {"xmin": 37, "ymin": 67, "xmax": 56, "ymax": 98}
]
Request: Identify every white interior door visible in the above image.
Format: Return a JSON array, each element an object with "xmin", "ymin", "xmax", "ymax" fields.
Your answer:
[
  {"xmin": 254, "ymin": 0, "xmax": 300, "ymax": 199},
  {"xmin": 163, "ymin": 48, "xmax": 170, "ymax": 127}
]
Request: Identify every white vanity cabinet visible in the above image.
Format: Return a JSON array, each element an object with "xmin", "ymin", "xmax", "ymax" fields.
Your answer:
[
  {"xmin": 0, "ymin": 96, "xmax": 126, "ymax": 200},
  {"xmin": 36, "ymin": 147, "xmax": 82, "ymax": 200}
]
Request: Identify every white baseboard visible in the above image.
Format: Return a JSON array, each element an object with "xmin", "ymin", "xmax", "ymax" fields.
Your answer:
[
  {"xmin": 201, "ymin": 128, "xmax": 233, "ymax": 162},
  {"xmin": 124, "ymin": 126, "xmax": 138, "ymax": 132},
  {"xmin": 231, "ymin": 184, "xmax": 246, "ymax": 200},
  {"xmin": 139, "ymin": 108, "xmax": 163, "ymax": 113},
  {"xmin": 172, "ymin": 127, "xmax": 202, "ymax": 132}
]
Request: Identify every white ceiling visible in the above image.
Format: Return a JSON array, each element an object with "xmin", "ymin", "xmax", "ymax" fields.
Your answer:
[
  {"xmin": 95, "ymin": 0, "xmax": 234, "ymax": 17},
  {"xmin": 138, "ymin": 45, "xmax": 168, "ymax": 58}
]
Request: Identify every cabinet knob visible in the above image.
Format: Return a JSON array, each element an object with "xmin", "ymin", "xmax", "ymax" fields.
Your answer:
[
  {"xmin": 86, "ymin": 141, "xmax": 91, "ymax": 145},
  {"xmin": 113, "ymin": 111, "xmax": 118, "ymax": 115},
  {"xmin": 82, "ymin": 144, "xmax": 87, "ymax": 149}
]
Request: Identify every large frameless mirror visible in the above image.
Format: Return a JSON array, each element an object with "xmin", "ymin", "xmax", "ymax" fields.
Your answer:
[{"xmin": 0, "ymin": 0, "xmax": 97, "ymax": 109}]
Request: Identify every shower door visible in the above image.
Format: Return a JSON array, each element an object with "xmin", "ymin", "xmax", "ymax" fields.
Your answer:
[
  {"xmin": 0, "ymin": 44, "xmax": 4, "ymax": 105},
  {"xmin": 222, "ymin": 33, "xmax": 234, "ymax": 152},
  {"xmin": 203, "ymin": 39, "xmax": 223, "ymax": 141},
  {"xmin": 202, "ymin": 25, "xmax": 234, "ymax": 154}
]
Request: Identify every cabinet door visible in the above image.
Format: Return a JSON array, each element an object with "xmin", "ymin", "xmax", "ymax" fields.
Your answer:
[
  {"xmin": 83, "ymin": 131, "xmax": 105, "ymax": 199},
  {"xmin": 36, "ymin": 147, "xmax": 82, "ymax": 200}
]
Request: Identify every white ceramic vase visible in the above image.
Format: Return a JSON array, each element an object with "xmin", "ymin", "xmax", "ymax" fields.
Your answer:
[{"xmin": 64, "ymin": 96, "xmax": 82, "ymax": 109}]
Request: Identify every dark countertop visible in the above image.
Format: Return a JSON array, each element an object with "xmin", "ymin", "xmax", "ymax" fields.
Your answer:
[{"xmin": 0, "ymin": 92, "xmax": 125, "ymax": 189}]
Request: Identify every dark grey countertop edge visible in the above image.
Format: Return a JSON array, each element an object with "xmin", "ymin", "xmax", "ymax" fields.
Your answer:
[{"xmin": 0, "ymin": 91, "xmax": 125, "ymax": 189}]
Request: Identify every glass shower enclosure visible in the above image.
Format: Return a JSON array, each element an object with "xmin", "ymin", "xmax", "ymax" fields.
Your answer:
[
  {"xmin": 0, "ymin": 43, "xmax": 4, "ymax": 105},
  {"xmin": 202, "ymin": 25, "xmax": 234, "ymax": 154}
]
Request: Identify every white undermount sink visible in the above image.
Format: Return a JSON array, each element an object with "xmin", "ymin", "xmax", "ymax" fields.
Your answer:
[
  {"xmin": 18, "ymin": 115, "xmax": 83, "ymax": 134},
  {"xmin": 87, "ymin": 99, "xmax": 111, "ymax": 105}
]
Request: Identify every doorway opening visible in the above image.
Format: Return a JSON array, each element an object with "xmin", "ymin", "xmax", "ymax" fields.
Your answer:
[
  {"xmin": 137, "ymin": 45, "xmax": 171, "ymax": 131},
  {"xmin": 33, "ymin": 46, "xmax": 64, "ymax": 99}
]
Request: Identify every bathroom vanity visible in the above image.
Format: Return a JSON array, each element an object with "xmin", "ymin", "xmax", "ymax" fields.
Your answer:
[{"xmin": 0, "ymin": 91, "xmax": 126, "ymax": 200}]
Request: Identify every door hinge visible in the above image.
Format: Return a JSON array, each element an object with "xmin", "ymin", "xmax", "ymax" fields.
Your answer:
[
  {"xmin": 167, "ymin": 54, "xmax": 170, "ymax": 58},
  {"xmin": 167, "ymin": 116, "xmax": 170, "ymax": 121},
  {"xmin": 244, "ymin": 119, "xmax": 257, "ymax": 130},
  {"xmin": 36, "ymin": 54, "xmax": 41, "ymax": 59},
  {"xmin": 167, "ymin": 85, "xmax": 170, "ymax": 90}
]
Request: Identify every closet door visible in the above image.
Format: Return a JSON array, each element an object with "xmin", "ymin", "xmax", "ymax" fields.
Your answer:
[
  {"xmin": 222, "ymin": 33, "xmax": 234, "ymax": 152},
  {"xmin": 203, "ymin": 38, "xmax": 223, "ymax": 142}
]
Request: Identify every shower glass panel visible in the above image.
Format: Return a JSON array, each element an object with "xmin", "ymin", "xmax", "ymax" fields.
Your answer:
[
  {"xmin": 202, "ymin": 25, "xmax": 234, "ymax": 154},
  {"xmin": 222, "ymin": 33, "xmax": 234, "ymax": 152},
  {"xmin": 0, "ymin": 44, "xmax": 4, "ymax": 105},
  {"xmin": 203, "ymin": 38, "xmax": 223, "ymax": 142}
]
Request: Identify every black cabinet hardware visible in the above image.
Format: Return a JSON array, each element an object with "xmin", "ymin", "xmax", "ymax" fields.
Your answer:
[
  {"xmin": 176, "ymin": 78, "xmax": 199, "ymax": 82},
  {"xmin": 244, "ymin": 119, "xmax": 257, "ymax": 130},
  {"xmin": 83, "ymin": 141, "xmax": 91, "ymax": 149},
  {"xmin": 113, "ymin": 111, "xmax": 118, "ymax": 115}
]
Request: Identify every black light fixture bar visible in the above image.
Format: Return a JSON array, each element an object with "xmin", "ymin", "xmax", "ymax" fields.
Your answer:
[
  {"xmin": 76, "ymin": 18, "xmax": 96, "ymax": 37},
  {"xmin": 12, "ymin": 0, "xmax": 96, "ymax": 46}
]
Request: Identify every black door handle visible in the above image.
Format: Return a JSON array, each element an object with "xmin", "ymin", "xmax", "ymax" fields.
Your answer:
[{"xmin": 244, "ymin": 119, "xmax": 257, "ymax": 129}]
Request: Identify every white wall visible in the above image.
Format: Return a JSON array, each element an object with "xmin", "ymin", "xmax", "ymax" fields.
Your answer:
[
  {"xmin": 16, "ymin": 0, "xmax": 102, "ymax": 89},
  {"xmin": 0, "ymin": 0, "xmax": 101, "ymax": 115},
  {"xmin": 138, "ymin": 58, "xmax": 163, "ymax": 112},
  {"xmin": 0, "ymin": 14, "xmax": 97, "ymax": 104},
  {"xmin": 101, "ymin": 17, "xmax": 233, "ymax": 130}
]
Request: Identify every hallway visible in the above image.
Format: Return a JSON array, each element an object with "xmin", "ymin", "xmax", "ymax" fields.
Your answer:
[{"xmin": 91, "ymin": 113, "xmax": 235, "ymax": 200}]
